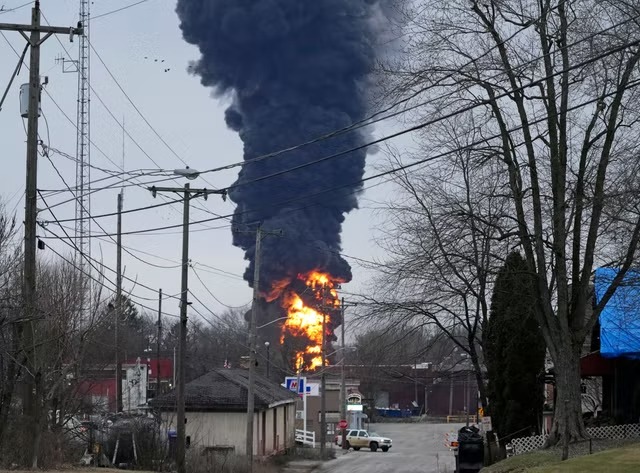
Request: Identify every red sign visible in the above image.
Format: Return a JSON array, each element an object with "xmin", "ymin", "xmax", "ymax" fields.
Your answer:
[{"xmin": 338, "ymin": 419, "xmax": 348, "ymax": 429}]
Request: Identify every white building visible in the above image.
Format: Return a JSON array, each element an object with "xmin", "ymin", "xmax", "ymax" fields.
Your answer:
[{"xmin": 151, "ymin": 369, "xmax": 297, "ymax": 456}]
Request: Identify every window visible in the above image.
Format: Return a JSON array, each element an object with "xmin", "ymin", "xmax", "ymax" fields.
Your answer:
[{"xmin": 358, "ymin": 431, "xmax": 368, "ymax": 438}]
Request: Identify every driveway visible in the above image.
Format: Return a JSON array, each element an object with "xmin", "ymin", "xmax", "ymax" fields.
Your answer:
[{"xmin": 319, "ymin": 422, "xmax": 463, "ymax": 473}]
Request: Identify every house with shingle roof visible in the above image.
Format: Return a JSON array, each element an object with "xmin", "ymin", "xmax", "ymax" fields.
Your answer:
[{"xmin": 150, "ymin": 369, "xmax": 297, "ymax": 456}]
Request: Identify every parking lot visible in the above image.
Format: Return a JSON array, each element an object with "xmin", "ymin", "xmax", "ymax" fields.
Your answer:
[{"xmin": 319, "ymin": 422, "xmax": 463, "ymax": 473}]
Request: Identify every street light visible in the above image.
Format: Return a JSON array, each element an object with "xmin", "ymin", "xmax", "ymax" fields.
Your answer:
[
  {"xmin": 264, "ymin": 342, "xmax": 270, "ymax": 379},
  {"xmin": 173, "ymin": 167, "xmax": 200, "ymax": 180}
]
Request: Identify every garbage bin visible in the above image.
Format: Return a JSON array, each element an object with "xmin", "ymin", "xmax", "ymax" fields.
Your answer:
[{"xmin": 457, "ymin": 426, "xmax": 484, "ymax": 473}]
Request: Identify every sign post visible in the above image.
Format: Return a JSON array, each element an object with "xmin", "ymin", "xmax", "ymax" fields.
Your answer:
[
  {"xmin": 284, "ymin": 377, "xmax": 312, "ymax": 440},
  {"xmin": 481, "ymin": 416, "xmax": 492, "ymax": 432}
]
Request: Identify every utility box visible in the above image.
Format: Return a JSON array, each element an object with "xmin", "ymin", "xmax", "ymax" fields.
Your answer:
[{"xmin": 20, "ymin": 83, "xmax": 41, "ymax": 118}]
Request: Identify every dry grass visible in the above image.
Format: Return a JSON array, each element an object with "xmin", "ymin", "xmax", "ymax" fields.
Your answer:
[{"xmin": 481, "ymin": 442, "xmax": 640, "ymax": 473}]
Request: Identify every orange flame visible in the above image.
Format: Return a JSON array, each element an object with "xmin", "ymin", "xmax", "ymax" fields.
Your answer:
[{"xmin": 279, "ymin": 271, "xmax": 342, "ymax": 371}]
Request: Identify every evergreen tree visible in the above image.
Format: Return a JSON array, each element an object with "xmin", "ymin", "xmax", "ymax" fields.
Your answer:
[{"xmin": 484, "ymin": 252, "xmax": 545, "ymax": 444}]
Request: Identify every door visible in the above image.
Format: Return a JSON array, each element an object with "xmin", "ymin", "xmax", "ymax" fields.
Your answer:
[
  {"xmin": 356, "ymin": 430, "xmax": 369, "ymax": 447},
  {"xmin": 346, "ymin": 430, "xmax": 358, "ymax": 446}
]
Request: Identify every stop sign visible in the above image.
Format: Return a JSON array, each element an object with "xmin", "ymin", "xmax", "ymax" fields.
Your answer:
[{"xmin": 338, "ymin": 419, "xmax": 348, "ymax": 429}]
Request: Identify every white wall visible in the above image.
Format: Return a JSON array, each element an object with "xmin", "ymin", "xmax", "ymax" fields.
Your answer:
[{"xmin": 162, "ymin": 403, "xmax": 295, "ymax": 457}]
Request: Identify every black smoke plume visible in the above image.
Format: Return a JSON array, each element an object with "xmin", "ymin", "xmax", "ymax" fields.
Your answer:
[{"xmin": 176, "ymin": 0, "xmax": 390, "ymax": 293}]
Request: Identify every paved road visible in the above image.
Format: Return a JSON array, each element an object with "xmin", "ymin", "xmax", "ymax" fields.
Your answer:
[{"xmin": 319, "ymin": 423, "xmax": 464, "ymax": 473}]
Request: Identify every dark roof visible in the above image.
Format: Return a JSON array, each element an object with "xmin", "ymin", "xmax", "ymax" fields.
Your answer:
[{"xmin": 150, "ymin": 369, "xmax": 297, "ymax": 412}]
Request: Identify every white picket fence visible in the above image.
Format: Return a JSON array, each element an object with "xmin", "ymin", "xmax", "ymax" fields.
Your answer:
[
  {"xmin": 295, "ymin": 429, "xmax": 316, "ymax": 446},
  {"xmin": 508, "ymin": 423, "xmax": 640, "ymax": 455}
]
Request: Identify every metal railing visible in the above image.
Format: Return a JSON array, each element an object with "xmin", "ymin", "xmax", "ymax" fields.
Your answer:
[{"xmin": 446, "ymin": 415, "xmax": 478, "ymax": 424}]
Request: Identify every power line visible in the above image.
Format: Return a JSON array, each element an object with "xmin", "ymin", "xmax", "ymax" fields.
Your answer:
[
  {"xmin": 40, "ymin": 220, "xmax": 181, "ymax": 304},
  {"xmin": 190, "ymin": 264, "xmax": 250, "ymax": 309},
  {"xmin": 43, "ymin": 241, "xmax": 180, "ymax": 318},
  {"xmin": 219, "ymin": 36, "xmax": 640, "ymax": 195},
  {"xmin": 51, "ymin": 65, "xmax": 640, "ymax": 239},
  {"xmin": 91, "ymin": 0, "xmax": 153, "ymax": 21},
  {"xmin": 36, "ymin": 156, "xmax": 183, "ymax": 301},
  {"xmin": 0, "ymin": 1, "xmax": 32, "ymax": 15},
  {"xmin": 86, "ymin": 38, "xmax": 230, "ymax": 226},
  {"xmin": 194, "ymin": 6, "xmax": 635, "ymax": 179},
  {"xmin": 39, "ymin": 174, "xmax": 177, "ymax": 212},
  {"xmin": 41, "ymin": 144, "xmax": 173, "ymax": 191},
  {"xmin": 40, "ymin": 187, "xmax": 187, "ymax": 223}
]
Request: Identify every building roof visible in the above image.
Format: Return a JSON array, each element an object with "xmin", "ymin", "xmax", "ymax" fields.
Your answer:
[{"xmin": 150, "ymin": 369, "xmax": 297, "ymax": 412}]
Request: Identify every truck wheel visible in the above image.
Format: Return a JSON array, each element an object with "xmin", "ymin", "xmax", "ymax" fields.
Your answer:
[
  {"xmin": 370, "ymin": 442, "xmax": 378, "ymax": 452},
  {"xmin": 353, "ymin": 447, "xmax": 361, "ymax": 451},
  {"xmin": 381, "ymin": 446, "xmax": 389, "ymax": 452},
  {"xmin": 345, "ymin": 441, "xmax": 351, "ymax": 450}
]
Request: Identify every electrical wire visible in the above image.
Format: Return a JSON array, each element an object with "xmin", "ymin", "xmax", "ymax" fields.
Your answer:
[
  {"xmin": 44, "ymin": 66, "xmax": 640, "ymax": 239},
  {"xmin": 193, "ymin": 6, "xmax": 637, "ymax": 178},
  {"xmin": 40, "ymin": 175, "xmax": 178, "ymax": 212},
  {"xmin": 37, "ymin": 153, "xmax": 185, "ymax": 298},
  {"xmin": 190, "ymin": 264, "xmax": 251, "ymax": 309},
  {"xmin": 41, "ymin": 145, "xmax": 174, "ymax": 192},
  {"xmin": 0, "ymin": 1, "xmax": 32, "ymax": 15},
  {"xmin": 41, "ymin": 11, "xmax": 185, "ymax": 218},
  {"xmin": 220, "ymin": 36, "xmax": 640, "ymax": 195},
  {"xmin": 91, "ymin": 0, "xmax": 153, "ymax": 21},
  {"xmin": 42, "ymin": 240, "xmax": 180, "ymax": 318},
  {"xmin": 85, "ymin": 38, "xmax": 230, "ymax": 227},
  {"xmin": 36, "ymin": 155, "xmax": 181, "ymax": 302},
  {"xmin": 36, "ymin": 25, "xmax": 640, "ymax": 232},
  {"xmin": 40, "ymin": 219, "xmax": 181, "ymax": 304},
  {"xmin": 40, "ymin": 188, "xmax": 188, "ymax": 223}
]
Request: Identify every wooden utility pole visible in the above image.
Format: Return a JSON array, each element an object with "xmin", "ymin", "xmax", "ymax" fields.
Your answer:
[
  {"xmin": 149, "ymin": 185, "xmax": 225, "ymax": 473},
  {"xmin": 245, "ymin": 225, "xmax": 281, "ymax": 471},
  {"xmin": 0, "ymin": 3, "xmax": 82, "ymax": 467},
  {"xmin": 246, "ymin": 226, "xmax": 262, "ymax": 466},
  {"xmin": 340, "ymin": 298, "xmax": 346, "ymax": 448},
  {"xmin": 320, "ymin": 288, "xmax": 327, "ymax": 458},
  {"xmin": 339, "ymin": 298, "xmax": 358, "ymax": 449},
  {"xmin": 115, "ymin": 191, "xmax": 123, "ymax": 412},
  {"xmin": 157, "ymin": 288, "xmax": 162, "ymax": 395}
]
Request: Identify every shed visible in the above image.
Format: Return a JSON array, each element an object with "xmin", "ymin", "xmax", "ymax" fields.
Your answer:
[{"xmin": 151, "ymin": 369, "xmax": 297, "ymax": 456}]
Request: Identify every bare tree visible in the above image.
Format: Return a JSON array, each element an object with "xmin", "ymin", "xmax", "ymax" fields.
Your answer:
[
  {"xmin": 362, "ymin": 135, "xmax": 513, "ymax": 411},
  {"xmin": 0, "ymin": 208, "xmax": 22, "ymax": 460},
  {"xmin": 381, "ymin": 0, "xmax": 640, "ymax": 445}
]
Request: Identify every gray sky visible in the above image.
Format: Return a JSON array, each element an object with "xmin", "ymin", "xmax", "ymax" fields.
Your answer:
[{"xmin": 0, "ymin": 0, "xmax": 411, "ymax": 330}]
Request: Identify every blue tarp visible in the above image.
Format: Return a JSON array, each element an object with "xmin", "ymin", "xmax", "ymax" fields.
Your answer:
[{"xmin": 595, "ymin": 268, "xmax": 640, "ymax": 358}]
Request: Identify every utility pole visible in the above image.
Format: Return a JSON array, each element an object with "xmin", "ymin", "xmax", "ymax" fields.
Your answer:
[
  {"xmin": 320, "ymin": 284, "xmax": 328, "ymax": 459},
  {"xmin": 339, "ymin": 298, "xmax": 356, "ymax": 450},
  {"xmin": 340, "ymin": 298, "xmax": 346, "ymax": 449},
  {"xmin": 245, "ymin": 225, "xmax": 281, "ymax": 471},
  {"xmin": 115, "ymin": 191, "xmax": 123, "ymax": 413},
  {"xmin": 0, "ymin": 5, "xmax": 82, "ymax": 467},
  {"xmin": 246, "ymin": 226, "xmax": 262, "ymax": 466},
  {"xmin": 157, "ymin": 288, "xmax": 162, "ymax": 395},
  {"xmin": 149, "ymin": 184, "xmax": 225, "ymax": 473}
]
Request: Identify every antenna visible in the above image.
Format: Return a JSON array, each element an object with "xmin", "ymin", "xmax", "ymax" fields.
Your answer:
[
  {"xmin": 75, "ymin": 0, "xmax": 91, "ymax": 310},
  {"xmin": 121, "ymin": 115, "xmax": 125, "ymax": 196}
]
